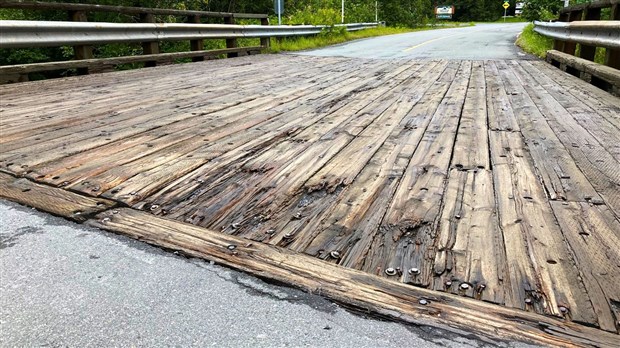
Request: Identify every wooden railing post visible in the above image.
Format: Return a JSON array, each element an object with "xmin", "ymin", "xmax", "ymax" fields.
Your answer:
[
  {"xmin": 562, "ymin": 10, "xmax": 583, "ymax": 56},
  {"xmin": 140, "ymin": 13, "xmax": 159, "ymax": 67},
  {"xmin": 553, "ymin": 12, "xmax": 570, "ymax": 51},
  {"xmin": 69, "ymin": 10, "xmax": 93, "ymax": 75},
  {"xmin": 260, "ymin": 17, "xmax": 270, "ymax": 49},
  {"xmin": 605, "ymin": 3, "xmax": 620, "ymax": 69},
  {"xmin": 188, "ymin": 15, "xmax": 204, "ymax": 62},
  {"xmin": 224, "ymin": 16, "xmax": 238, "ymax": 58},
  {"xmin": 579, "ymin": 7, "xmax": 601, "ymax": 62}
]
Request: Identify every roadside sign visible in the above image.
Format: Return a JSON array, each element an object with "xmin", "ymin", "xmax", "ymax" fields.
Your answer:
[
  {"xmin": 503, "ymin": 2, "xmax": 510, "ymax": 9},
  {"xmin": 435, "ymin": 5, "xmax": 455, "ymax": 20},
  {"xmin": 274, "ymin": 0, "xmax": 284, "ymax": 15}
]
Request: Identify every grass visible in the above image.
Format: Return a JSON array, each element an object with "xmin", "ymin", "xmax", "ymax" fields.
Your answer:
[
  {"xmin": 516, "ymin": 23, "xmax": 553, "ymax": 58},
  {"xmin": 268, "ymin": 24, "xmax": 473, "ymax": 53},
  {"xmin": 494, "ymin": 16, "xmax": 528, "ymax": 23},
  {"xmin": 575, "ymin": 46, "xmax": 607, "ymax": 65}
]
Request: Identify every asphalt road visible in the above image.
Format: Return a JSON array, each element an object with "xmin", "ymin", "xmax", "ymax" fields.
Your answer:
[
  {"xmin": 297, "ymin": 23, "xmax": 529, "ymax": 59},
  {"xmin": 1, "ymin": 201, "xmax": 538, "ymax": 347}
]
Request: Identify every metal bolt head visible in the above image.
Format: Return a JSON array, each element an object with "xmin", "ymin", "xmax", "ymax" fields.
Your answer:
[
  {"xmin": 445, "ymin": 281, "xmax": 452, "ymax": 287},
  {"xmin": 418, "ymin": 299, "xmax": 429, "ymax": 305},
  {"xmin": 455, "ymin": 214, "xmax": 461, "ymax": 219},
  {"xmin": 227, "ymin": 244, "xmax": 236, "ymax": 251},
  {"xmin": 266, "ymin": 229, "xmax": 275, "ymax": 235},
  {"xmin": 460, "ymin": 283, "xmax": 470, "ymax": 290},
  {"xmin": 283, "ymin": 233, "xmax": 294, "ymax": 239},
  {"xmin": 101, "ymin": 217, "xmax": 111, "ymax": 223},
  {"xmin": 559, "ymin": 306, "xmax": 569, "ymax": 314},
  {"xmin": 231, "ymin": 222, "xmax": 240, "ymax": 229},
  {"xmin": 150, "ymin": 204, "xmax": 159, "ymax": 211},
  {"xmin": 329, "ymin": 251, "xmax": 341, "ymax": 259},
  {"xmin": 385, "ymin": 267, "xmax": 397, "ymax": 276},
  {"xmin": 408, "ymin": 267, "xmax": 420, "ymax": 275},
  {"xmin": 525, "ymin": 298, "xmax": 533, "ymax": 304}
]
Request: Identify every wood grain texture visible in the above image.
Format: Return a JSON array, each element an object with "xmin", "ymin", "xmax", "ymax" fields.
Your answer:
[
  {"xmin": 0, "ymin": 172, "xmax": 115, "ymax": 221},
  {"xmin": 87, "ymin": 208, "xmax": 619, "ymax": 347},
  {"xmin": 2, "ymin": 55, "xmax": 619, "ymax": 341}
]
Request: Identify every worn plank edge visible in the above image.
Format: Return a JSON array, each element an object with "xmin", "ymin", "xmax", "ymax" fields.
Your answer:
[
  {"xmin": 85, "ymin": 207, "xmax": 617, "ymax": 347},
  {"xmin": 0, "ymin": 171, "xmax": 617, "ymax": 346},
  {"xmin": 0, "ymin": 172, "xmax": 116, "ymax": 221}
]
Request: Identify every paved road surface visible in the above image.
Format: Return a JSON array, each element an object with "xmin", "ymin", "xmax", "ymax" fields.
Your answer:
[
  {"xmin": 297, "ymin": 23, "xmax": 529, "ymax": 59},
  {"xmin": 1, "ymin": 201, "xmax": 536, "ymax": 347}
]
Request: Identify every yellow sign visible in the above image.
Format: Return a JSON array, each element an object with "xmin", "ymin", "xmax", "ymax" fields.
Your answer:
[{"xmin": 503, "ymin": 2, "xmax": 510, "ymax": 9}]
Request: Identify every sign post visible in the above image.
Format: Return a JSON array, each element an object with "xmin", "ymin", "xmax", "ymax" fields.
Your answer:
[
  {"xmin": 503, "ymin": 2, "xmax": 510, "ymax": 22},
  {"xmin": 375, "ymin": 1, "xmax": 378, "ymax": 22},
  {"xmin": 274, "ymin": 0, "xmax": 283, "ymax": 25}
]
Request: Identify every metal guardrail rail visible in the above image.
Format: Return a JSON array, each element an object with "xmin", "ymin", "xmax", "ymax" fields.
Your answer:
[
  {"xmin": 0, "ymin": 21, "xmax": 380, "ymax": 49},
  {"xmin": 533, "ymin": 20, "xmax": 620, "ymax": 49}
]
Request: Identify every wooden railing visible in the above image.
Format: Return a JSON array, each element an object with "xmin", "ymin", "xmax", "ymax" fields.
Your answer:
[
  {"xmin": 554, "ymin": 0, "xmax": 619, "ymax": 68},
  {"xmin": 0, "ymin": 0, "xmax": 270, "ymax": 81},
  {"xmin": 533, "ymin": 0, "xmax": 620, "ymax": 95}
]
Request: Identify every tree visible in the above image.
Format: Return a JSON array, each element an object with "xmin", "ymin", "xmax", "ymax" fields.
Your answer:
[{"xmin": 521, "ymin": 0, "xmax": 563, "ymax": 21}]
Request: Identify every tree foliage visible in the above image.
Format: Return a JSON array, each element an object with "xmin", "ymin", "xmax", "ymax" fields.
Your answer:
[
  {"xmin": 521, "ymin": 0, "xmax": 596, "ymax": 21},
  {"xmin": 521, "ymin": 0, "xmax": 563, "ymax": 21}
]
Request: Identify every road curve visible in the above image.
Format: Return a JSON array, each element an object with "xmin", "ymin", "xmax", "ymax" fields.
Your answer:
[{"xmin": 296, "ymin": 23, "xmax": 529, "ymax": 59}]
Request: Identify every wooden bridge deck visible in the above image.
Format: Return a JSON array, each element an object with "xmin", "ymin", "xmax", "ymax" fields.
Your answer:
[{"xmin": 1, "ymin": 54, "xmax": 619, "ymax": 345}]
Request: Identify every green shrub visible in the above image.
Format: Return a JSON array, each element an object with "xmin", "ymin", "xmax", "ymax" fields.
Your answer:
[{"xmin": 516, "ymin": 23, "xmax": 553, "ymax": 58}]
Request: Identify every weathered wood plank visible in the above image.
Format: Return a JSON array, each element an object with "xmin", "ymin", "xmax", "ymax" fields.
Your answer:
[
  {"xmin": 361, "ymin": 61, "xmax": 472, "ymax": 287},
  {"xmin": 2, "ymin": 56, "xmax": 619, "ymax": 343},
  {"xmin": 0, "ymin": 172, "xmax": 115, "ymax": 221},
  {"xmin": 526, "ymin": 60, "xmax": 620, "ymax": 131},
  {"xmin": 125, "ymin": 60, "xmax": 406, "ymax": 211},
  {"xmin": 499, "ymin": 61, "xmax": 620, "ymax": 219},
  {"xmin": 551, "ymin": 201, "xmax": 620, "ymax": 333},
  {"xmin": 16, "ymin": 60, "xmax": 356, "ymax": 187},
  {"xmin": 87, "ymin": 207, "xmax": 620, "ymax": 347},
  {"xmin": 484, "ymin": 60, "xmax": 520, "ymax": 132},
  {"xmin": 159, "ymin": 60, "xmax": 425, "ymax": 233},
  {"xmin": 452, "ymin": 61, "xmax": 490, "ymax": 170},
  {"xmin": 489, "ymin": 130, "xmax": 598, "ymax": 325},
  {"xmin": 514, "ymin": 60, "xmax": 620, "ymax": 162},
  {"xmin": 495, "ymin": 60, "xmax": 603, "ymax": 203},
  {"xmin": 0, "ymin": 47, "xmax": 263, "ymax": 76},
  {"xmin": 85, "ymin": 59, "xmax": 396, "ymax": 201},
  {"xmin": 282, "ymin": 61, "xmax": 452, "ymax": 257},
  {"xmin": 432, "ymin": 169, "xmax": 506, "ymax": 304}
]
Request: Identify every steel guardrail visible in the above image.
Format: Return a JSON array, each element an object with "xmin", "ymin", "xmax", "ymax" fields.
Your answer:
[
  {"xmin": 0, "ymin": 20, "xmax": 380, "ymax": 49},
  {"xmin": 533, "ymin": 20, "xmax": 620, "ymax": 50}
]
